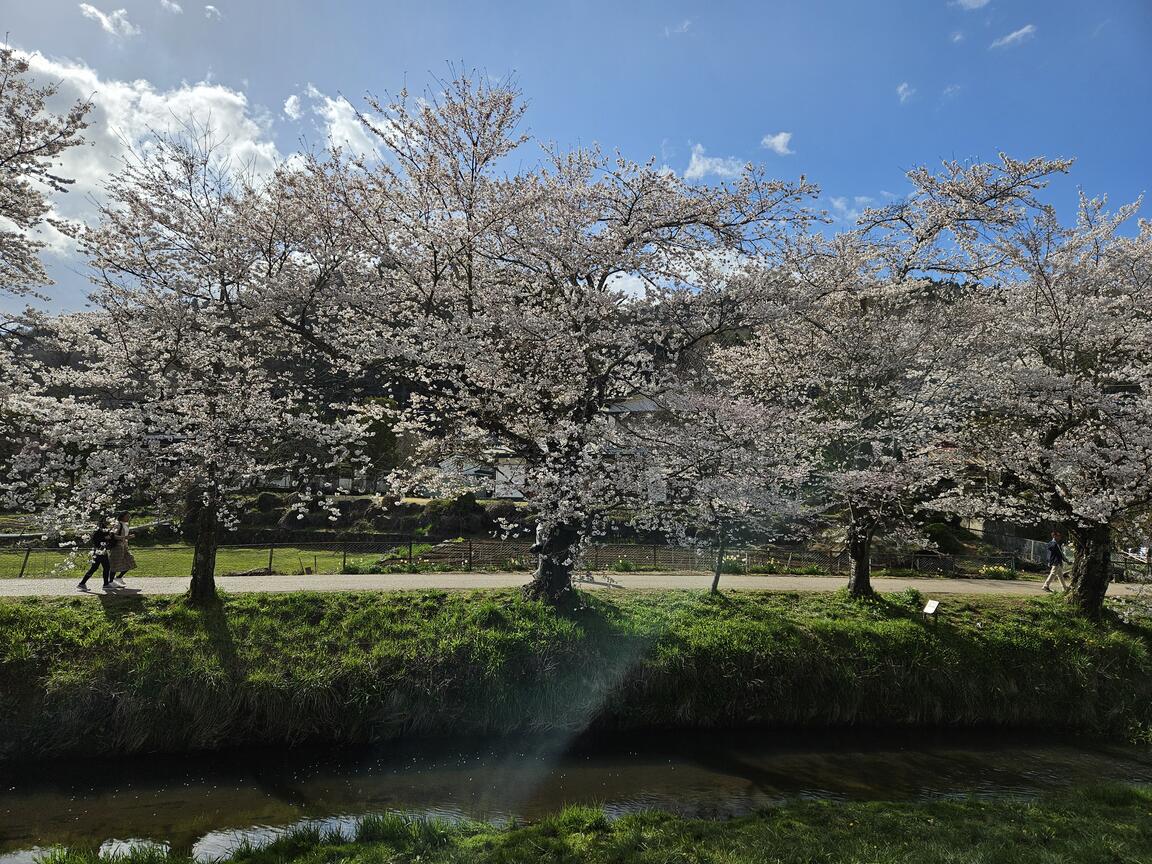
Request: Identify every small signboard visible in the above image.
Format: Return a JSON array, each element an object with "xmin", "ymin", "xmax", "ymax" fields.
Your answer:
[{"xmin": 923, "ymin": 599, "xmax": 940, "ymax": 616}]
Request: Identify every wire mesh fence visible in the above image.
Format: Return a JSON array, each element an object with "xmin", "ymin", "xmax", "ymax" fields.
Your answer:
[{"xmin": 0, "ymin": 535, "xmax": 1028, "ymax": 580}]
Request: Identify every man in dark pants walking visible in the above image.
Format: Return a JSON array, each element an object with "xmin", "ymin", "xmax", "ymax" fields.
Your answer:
[
  {"xmin": 77, "ymin": 520, "xmax": 114, "ymax": 592},
  {"xmin": 1043, "ymin": 530, "xmax": 1068, "ymax": 592}
]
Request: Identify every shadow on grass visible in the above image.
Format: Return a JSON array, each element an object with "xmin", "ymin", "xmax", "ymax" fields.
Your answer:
[
  {"xmin": 194, "ymin": 597, "xmax": 242, "ymax": 679},
  {"xmin": 97, "ymin": 589, "xmax": 146, "ymax": 620}
]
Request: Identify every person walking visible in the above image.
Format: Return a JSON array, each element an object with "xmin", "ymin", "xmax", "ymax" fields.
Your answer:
[
  {"xmin": 1043, "ymin": 530, "xmax": 1068, "ymax": 592},
  {"xmin": 107, "ymin": 511, "xmax": 137, "ymax": 587},
  {"xmin": 77, "ymin": 518, "xmax": 114, "ymax": 592}
]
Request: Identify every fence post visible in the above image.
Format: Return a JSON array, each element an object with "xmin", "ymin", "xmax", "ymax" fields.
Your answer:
[
  {"xmin": 408, "ymin": 538, "xmax": 414, "ymax": 568},
  {"xmin": 342, "ymin": 545, "xmax": 347, "ymax": 574},
  {"xmin": 267, "ymin": 544, "xmax": 274, "ymax": 574},
  {"xmin": 467, "ymin": 539, "xmax": 473, "ymax": 572},
  {"xmin": 18, "ymin": 547, "xmax": 31, "ymax": 579},
  {"xmin": 652, "ymin": 542, "xmax": 658, "ymax": 569}
]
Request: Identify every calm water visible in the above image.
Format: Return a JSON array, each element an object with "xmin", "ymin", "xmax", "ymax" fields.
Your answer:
[{"xmin": 2, "ymin": 730, "xmax": 1150, "ymax": 862}]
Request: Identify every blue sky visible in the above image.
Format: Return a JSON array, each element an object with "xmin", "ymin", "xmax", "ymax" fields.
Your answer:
[{"xmin": 7, "ymin": 0, "xmax": 1151, "ymax": 309}]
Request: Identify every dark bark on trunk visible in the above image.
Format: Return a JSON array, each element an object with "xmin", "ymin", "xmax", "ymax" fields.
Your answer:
[
  {"xmin": 1068, "ymin": 522, "xmax": 1112, "ymax": 619},
  {"xmin": 711, "ymin": 530, "xmax": 727, "ymax": 594},
  {"xmin": 847, "ymin": 516, "xmax": 875, "ymax": 598},
  {"xmin": 188, "ymin": 498, "xmax": 219, "ymax": 604},
  {"xmin": 523, "ymin": 522, "xmax": 581, "ymax": 604}
]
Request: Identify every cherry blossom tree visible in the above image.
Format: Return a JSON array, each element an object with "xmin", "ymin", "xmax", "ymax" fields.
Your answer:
[
  {"xmin": 325, "ymin": 75, "xmax": 818, "ymax": 602},
  {"xmin": 5, "ymin": 127, "xmax": 367, "ymax": 602},
  {"xmin": 953, "ymin": 195, "xmax": 1152, "ymax": 617},
  {"xmin": 621, "ymin": 381, "xmax": 804, "ymax": 593},
  {"xmin": 719, "ymin": 156, "xmax": 1072, "ymax": 596}
]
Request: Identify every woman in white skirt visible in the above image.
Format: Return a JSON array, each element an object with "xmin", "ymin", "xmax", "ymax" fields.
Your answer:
[{"xmin": 108, "ymin": 511, "xmax": 137, "ymax": 587}]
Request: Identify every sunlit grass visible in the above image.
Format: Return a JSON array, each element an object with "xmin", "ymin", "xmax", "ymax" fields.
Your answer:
[{"xmin": 1, "ymin": 589, "xmax": 1150, "ymax": 761}]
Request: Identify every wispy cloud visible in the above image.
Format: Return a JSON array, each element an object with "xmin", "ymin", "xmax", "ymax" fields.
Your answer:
[
  {"xmin": 78, "ymin": 3, "xmax": 141, "ymax": 37},
  {"xmin": 942, "ymin": 83, "xmax": 962, "ymax": 99},
  {"xmin": 684, "ymin": 143, "xmax": 745, "ymax": 180},
  {"xmin": 990, "ymin": 24, "xmax": 1036, "ymax": 49},
  {"xmin": 204, "ymin": 4, "xmax": 222, "ymax": 20},
  {"xmin": 760, "ymin": 131, "xmax": 794, "ymax": 156},
  {"xmin": 283, "ymin": 94, "xmax": 302, "ymax": 120},
  {"xmin": 896, "ymin": 81, "xmax": 916, "ymax": 104},
  {"xmin": 159, "ymin": 0, "xmax": 182, "ymax": 12},
  {"xmin": 954, "ymin": 0, "xmax": 990, "ymax": 9},
  {"xmin": 300, "ymin": 84, "xmax": 382, "ymax": 158},
  {"xmin": 663, "ymin": 19, "xmax": 691, "ymax": 37},
  {"xmin": 950, "ymin": 31, "xmax": 965, "ymax": 43},
  {"xmin": 829, "ymin": 195, "xmax": 875, "ymax": 224}
]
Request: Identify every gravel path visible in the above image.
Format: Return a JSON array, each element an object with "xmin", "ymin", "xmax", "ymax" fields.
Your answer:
[{"xmin": 0, "ymin": 571, "xmax": 1139, "ymax": 598}]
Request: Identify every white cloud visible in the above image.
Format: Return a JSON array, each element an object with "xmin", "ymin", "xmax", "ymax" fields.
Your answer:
[
  {"xmin": 954, "ymin": 0, "xmax": 990, "ymax": 9},
  {"xmin": 607, "ymin": 272, "xmax": 649, "ymax": 298},
  {"xmin": 990, "ymin": 24, "xmax": 1036, "ymax": 48},
  {"xmin": 78, "ymin": 4, "xmax": 141, "ymax": 38},
  {"xmin": 942, "ymin": 83, "xmax": 962, "ymax": 99},
  {"xmin": 16, "ymin": 51, "xmax": 281, "ymax": 256},
  {"xmin": 663, "ymin": 19, "xmax": 691, "ymax": 37},
  {"xmin": 683, "ymin": 143, "xmax": 746, "ymax": 181},
  {"xmin": 283, "ymin": 94, "xmax": 302, "ymax": 120},
  {"xmin": 204, "ymin": 4, "xmax": 222, "ymax": 20},
  {"xmin": 160, "ymin": 0, "xmax": 183, "ymax": 12},
  {"xmin": 951, "ymin": 31, "xmax": 965, "ymax": 43},
  {"xmin": 760, "ymin": 131, "xmax": 794, "ymax": 156},
  {"xmin": 302, "ymin": 85, "xmax": 382, "ymax": 158},
  {"xmin": 829, "ymin": 197, "xmax": 859, "ymax": 223},
  {"xmin": 896, "ymin": 82, "xmax": 916, "ymax": 103}
]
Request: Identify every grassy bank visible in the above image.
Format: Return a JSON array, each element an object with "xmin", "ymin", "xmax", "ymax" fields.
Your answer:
[
  {"xmin": 2, "ymin": 589, "xmax": 1151, "ymax": 760},
  {"xmin": 40, "ymin": 785, "xmax": 1152, "ymax": 864}
]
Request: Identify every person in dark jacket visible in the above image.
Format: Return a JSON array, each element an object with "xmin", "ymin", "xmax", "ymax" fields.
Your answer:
[
  {"xmin": 1043, "ymin": 530, "xmax": 1068, "ymax": 592},
  {"xmin": 77, "ymin": 519, "xmax": 114, "ymax": 591}
]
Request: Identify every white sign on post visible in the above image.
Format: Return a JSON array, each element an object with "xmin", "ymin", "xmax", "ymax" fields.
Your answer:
[{"xmin": 923, "ymin": 599, "xmax": 940, "ymax": 615}]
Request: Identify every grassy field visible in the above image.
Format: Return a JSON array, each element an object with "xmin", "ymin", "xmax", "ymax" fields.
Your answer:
[
  {"xmin": 0, "ymin": 544, "xmax": 401, "ymax": 579},
  {"xmin": 2, "ymin": 589, "xmax": 1151, "ymax": 760},
  {"xmin": 40, "ymin": 784, "xmax": 1152, "ymax": 864}
]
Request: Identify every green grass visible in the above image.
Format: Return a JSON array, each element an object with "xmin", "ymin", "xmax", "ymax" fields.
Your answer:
[
  {"xmin": 37, "ymin": 785, "xmax": 1152, "ymax": 864},
  {"xmin": 2, "ymin": 589, "xmax": 1151, "ymax": 761},
  {"xmin": 0, "ymin": 545, "xmax": 365, "ymax": 578}
]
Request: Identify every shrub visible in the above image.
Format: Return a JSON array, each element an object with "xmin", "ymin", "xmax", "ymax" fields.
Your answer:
[
  {"xmin": 923, "ymin": 522, "xmax": 967, "ymax": 555},
  {"xmin": 420, "ymin": 493, "xmax": 494, "ymax": 536},
  {"xmin": 610, "ymin": 558, "xmax": 637, "ymax": 572},
  {"xmin": 976, "ymin": 564, "xmax": 1017, "ymax": 579},
  {"xmin": 718, "ymin": 557, "xmax": 746, "ymax": 574},
  {"xmin": 255, "ymin": 492, "xmax": 284, "ymax": 513}
]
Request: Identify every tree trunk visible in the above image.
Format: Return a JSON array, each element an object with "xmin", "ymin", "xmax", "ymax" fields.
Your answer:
[
  {"xmin": 711, "ymin": 530, "xmax": 727, "ymax": 594},
  {"xmin": 523, "ymin": 522, "xmax": 581, "ymax": 604},
  {"xmin": 188, "ymin": 498, "xmax": 219, "ymax": 604},
  {"xmin": 846, "ymin": 515, "xmax": 875, "ymax": 598},
  {"xmin": 1068, "ymin": 522, "xmax": 1111, "ymax": 619}
]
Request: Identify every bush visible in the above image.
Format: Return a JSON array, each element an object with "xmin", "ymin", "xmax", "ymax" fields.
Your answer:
[
  {"xmin": 610, "ymin": 558, "xmax": 637, "ymax": 572},
  {"xmin": 718, "ymin": 557, "xmax": 746, "ymax": 574},
  {"xmin": 976, "ymin": 564, "xmax": 1017, "ymax": 579},
  {"xmin": 923, "ymin": 522, "xmax": 967, "ymax": 555},
  {"xmin": 420, "ymin": 493, "xmax": 494, "ymax": 536},
  {"xmin": 255, "ymin": 492, "xmax": 284, "ymax": 513}
]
